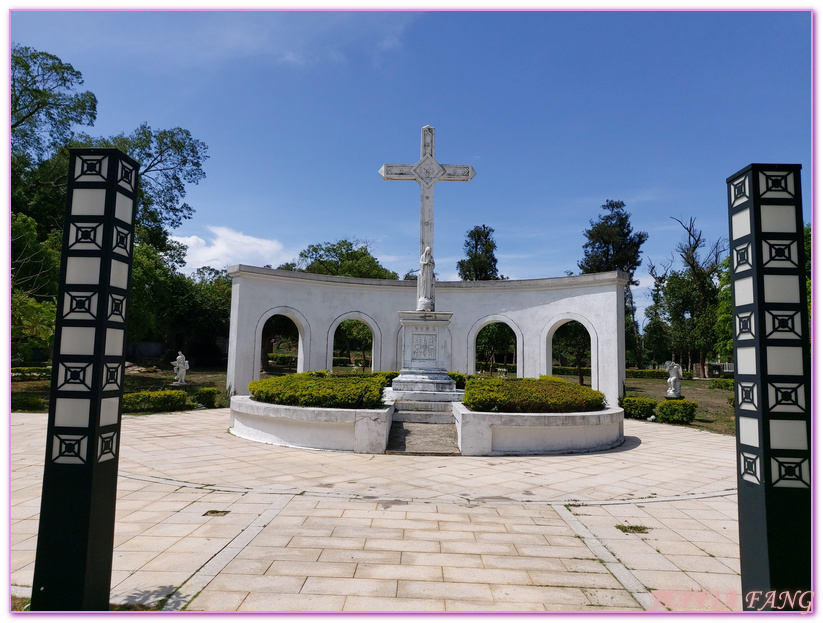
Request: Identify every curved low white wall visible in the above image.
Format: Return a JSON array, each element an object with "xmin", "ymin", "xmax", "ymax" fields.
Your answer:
[
  {"xmin": 230, "ymin": 396, "xmax": 393, "ymax": 454},
  {"xmin": 453, "ymin": 403, "xmax": 624, "ymax": 456}
]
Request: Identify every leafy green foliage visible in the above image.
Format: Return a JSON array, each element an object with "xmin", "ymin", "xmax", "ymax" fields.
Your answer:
[
  {"xmin": 122, "ymin": 390, "xmax": 188, "ymax": 413},
  {"xmin": 248, "ymin": 373, "xmax": 390, "ymax": 409},
  {"xmin": 463, "ymin": 377, "xmax": 606, "ymax": 413},
  {"xmin": 656, "ymin": 399, "xmax": 698, "ymax": 424},
  {"xmin": 457, "ymin": 224, "xmax": 504, "ymax": 280},
  {"xmin": 476, "ymin": 323, "xmax": 516, "ymax": 372},
  {"xmin": 11, "ymin": 367, "xmax": 52, "ymax": 381},
  {"xmin": 296, "ymin": 239, "xmax": 398, "ymax": 279},
  {"xmin": 551, "ymin": 321, "xmax": 590, "ymax": 384},
  {"xmin": 11, "ymin": 44, "xmax": 97, "ymax": 159},
  {"xmin": 578, "ymin": 200, "xmax": 648, "ymax": 369},
  {"xmin": 709, "ymin": 378, "xmax": 734, "ymax": 391},
  {"xmin": 447, "ymin": 372, "xmax": 473, "ymax": 389},
  {"xmin": 621, "ymin": 397, "xmax": 657, "ymax": 419},
  {"xmin": 11, "ymin": 290, "xmax": 56, "ymax": 362},
  {"xmin": 194, "ymin": 388, "xmax": 220, "ymax": 409},
  {"xmin": 11, "ymin": 395, "xmax": 47, "ymax": 412}
]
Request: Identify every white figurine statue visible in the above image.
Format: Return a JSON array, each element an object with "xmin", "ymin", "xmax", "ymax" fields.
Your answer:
[
  {"xmin": 664, "ymin": 360, "xmax": 683, "ymax": 398},
  {"xmin": 417, "ymin": 246, "xmax": 435, "ymax": 312},
  {"xmin": 172, "ymin": 351, "xmax": 190, "ymax": 385}
]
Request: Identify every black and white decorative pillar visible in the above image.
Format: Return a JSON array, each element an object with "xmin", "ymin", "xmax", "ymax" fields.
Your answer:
[
  {"xmin": 726, "ymin": 164, "xmax": 811, "ymax": 610},
  {"xmin": 31, "ymin": 149, "xmax": 140, "ymax": 611}
]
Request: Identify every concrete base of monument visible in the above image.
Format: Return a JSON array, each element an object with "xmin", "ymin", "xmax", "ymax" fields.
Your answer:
[
  {"xmin": 391, "ymin": 369, "xmax": 458, "ymax": 393},
  {"xmin": 383, "ymin": 385, "xmax": 464, "ymax": 424},
  {"xmin": 453, "ymin": 403, "xmax": 625, "ymax": 456},
  {"xmin": 229, "ymin": 396, "xmax": 393, "ymax": 454}
]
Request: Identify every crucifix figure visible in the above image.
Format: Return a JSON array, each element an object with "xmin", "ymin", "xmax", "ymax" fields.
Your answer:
[{"xmin": 379, "ymin": 126, "xmax": 476, "ymax": 311}]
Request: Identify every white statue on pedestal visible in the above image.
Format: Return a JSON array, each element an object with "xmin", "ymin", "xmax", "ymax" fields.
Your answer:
[
  {"xmin": 417, "ymin": 246, "xmax": 435, "ymax": 312},
  {"xmin": 664, "ymin": 360, "xmax": 683, "ymax": 398},
  {"xmin": 172, "ymin": 351, "xmax": 189, "ymax": 385}
]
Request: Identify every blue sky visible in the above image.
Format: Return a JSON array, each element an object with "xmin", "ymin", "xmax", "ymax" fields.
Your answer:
[{"xmin": 8, "ymin": 9, "xmax": 813, "ymax": 325}]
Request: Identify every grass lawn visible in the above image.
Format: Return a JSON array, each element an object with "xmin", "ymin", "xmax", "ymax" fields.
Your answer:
[{"xmin": 10, "ymin": 366, "xmax": 735, "ymax": 436}]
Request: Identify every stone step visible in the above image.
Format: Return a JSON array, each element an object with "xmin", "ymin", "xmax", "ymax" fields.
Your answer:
[
  {"xmin": 392, "ymin": 410, "xmax": 454, "ymax": 424},
  {"xmin": 384, "ymin": 389, "xmax": 465, "ymax": 404},
  {"xmin": 392, "ymin": 400, "xmax": 453, "ymax": 413},
  {"xmin": 385, "ymin": 422, "xmax": 460, "ymax": 455}
]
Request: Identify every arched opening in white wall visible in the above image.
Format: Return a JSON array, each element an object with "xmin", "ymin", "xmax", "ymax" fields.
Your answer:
[
  {"xmin": 543, "ymin": 313, "xmax": 599, "ymax": 392},
  {"xmin": 255, "ymin": 308, "xmax": 309, "ymax": 382},
  {"xmin": 326, "ymin": 312, "xmax": 382, "ymax": 372},
  {"xmin": 467, "ymin": 316, "xmax": 523, "ymax": 377}
]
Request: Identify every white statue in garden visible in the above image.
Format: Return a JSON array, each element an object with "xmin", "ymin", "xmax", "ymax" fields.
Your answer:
[
  {"xmin": 664, "ymin": 360, "xmax": 683, "ymax": 398},
  {"xmin": 417, "ymin": 246, "xmax": 435, "ymax": 312},
  {"xmin": 172, "ymin": 351, "xmax": 189, "ymax": 385}
]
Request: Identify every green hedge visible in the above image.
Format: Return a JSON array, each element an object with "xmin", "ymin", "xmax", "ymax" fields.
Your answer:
[
  {"xmin": 11, "ymin": 367, "xmax": 52, "ymax": 381},
  {"xmin": 709, "ymin": 378, "xmax": 735, "ymax": 391},
  {"xmin": 656, "ymin": 400, "xmax": 698, "ymax": 424},
  {"xmin": 11, "ymin": 394, "xmax": 47, "ymax": 412},
  {"xmin": 448, "ymin": 372, "xmax": 475, "ymax": 389},
  {"xmin": 550, "ymin": 367, "xmax": 694, "ymax": 380},
  {"xmin": 621, "ymin": 396, "xmax": 657, "ymax": 419},
  {"xmin": 463, "ymin": 377, "xmax": 606, "ymax": 413},
  {"xmin": 122, "ymin": 390, "xmax": 188, "ymax": 413},
  {"xmin": 476, "ymin": 362, "xmax": 517, "ymax": 373},
  {"xmin": 268, "ymin": 353, "xmax": 298, "ymax": 365},
  {"xmin": 551, "ymin": 366, "xmax": 592, "ymax": 376},
  {"xmin": 249, "ymin": 373, "xmax": 389, "ymax": 409},
  {"xmin": 195, "ymin": 387, "xmax": 220, "ymax": 408}
]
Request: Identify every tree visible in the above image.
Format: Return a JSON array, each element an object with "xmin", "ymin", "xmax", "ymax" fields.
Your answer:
[
  {"xmin": 712, "ymin": 256, "xmax": 734, "ymax": 362},
  {"xmin": 643, "ymin": 259, "xmax": 672, "ymax": 366},
  {"xmin": 295, "ymin": 239, "xmax": 398, "ymax": 280},
  {"xmin": 667, "ymin": 217, "xmax": 726, "ymax": 377},
  {"xmin": 476, "ymin": 323, "xmax": 516, "ymax": 373},
  {"xmin": 335, "ymin": 320, "xmax": 373, "ymax": 367},
  {"xmin": 11, "ymin": 43, "xmax": 97, "ymax": 159},
  {"xmin": 578, "ymin": 200, "xmax": 648, "ymax": 369},
  {"xmin": 552, "ymin": 321, "xmax": 590, "ymax": 385},
  {"xmin": 457, "ymin": 225, "xmax": 504, "ymax": 281}
]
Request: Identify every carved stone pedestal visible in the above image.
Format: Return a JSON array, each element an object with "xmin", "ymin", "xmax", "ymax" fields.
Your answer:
[{"xmin": 391, "ymin": 311, "xmax": 456, "ymax": 393}]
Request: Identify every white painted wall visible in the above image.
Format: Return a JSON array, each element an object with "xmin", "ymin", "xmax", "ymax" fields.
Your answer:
[{"xmin": 226, "ymin": 266, "xmax": 629, "ymax": 407}]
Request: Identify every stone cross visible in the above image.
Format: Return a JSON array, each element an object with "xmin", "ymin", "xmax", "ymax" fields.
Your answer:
[{"xmin": 379, "ymin": 125, "xmax": 476, "ymax": 258}]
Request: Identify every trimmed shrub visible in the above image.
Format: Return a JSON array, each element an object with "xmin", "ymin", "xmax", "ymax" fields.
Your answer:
[
  {"xmin": 11, "ymin": 367, "xmax": 52, "ymax": 381},
  {"xmin": 122, "ymin": 390, "xmax": 188, "ymax": 413},
  {"xmin": 709, "ymin": 378, "xmax": 734, "ymax": 391},
  {"xmin": 463, "ymin": 377, "xmax": 606, "ymax": 413},
  {"xmin": 448, "ymin": 372, "xmax": 474, "ymax": 389},
  {"xmin": 370, "ymin": 371, "xmax": 400, "ymax": 385},
  {"xmin": 656, "ymin": 400, "xmax": 698, "ymax": 424},
  {"xmin": 626, "ymin": 368, "xmax": 695, "ymax": 380},
  {"xmin": 621, "ymin": 397, "xmax": 657, "ymax": 420},
  {"xmin": 11, "ymin": 394, "xmax": 47, "ymax": 412},
  {"xmin": 268, "ymin": 353, "xmax": 298, "ymax": 366},
  {"xmin": 476, "ymin": 362, "xmax": 517, "ymax": 374},
  {"xmin": 248, "ymin": 373, "xmax": 389, "ymax": 409},
  {"xmin": 332, "ymin": 357, "xmax": 350, "ymax": 367},
  {"xmin": 195, "ymin": 387, "xmax": 220, "ymax": 408},
  {"xmin": 551, "ymin": 366, "xmax": 592, "ymax": 377}
]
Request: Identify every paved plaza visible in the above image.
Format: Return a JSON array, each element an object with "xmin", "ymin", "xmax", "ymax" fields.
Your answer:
[{"xmin": 11, "ymin": 409, "xmax": 742, "ymax": 612}]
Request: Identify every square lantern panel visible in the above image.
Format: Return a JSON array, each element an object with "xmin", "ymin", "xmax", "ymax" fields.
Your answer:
[
  {"xmin": 737, "ymin": 381, "xmax": 758, "ymax": 411},
  {"xmin": 766, "ymin": 346, "xmax": 804, "ymax": 377},
  {"xmin": 738, "ymin": 416, "xmax": 760, "ymax": 448},
  {"xmin": 732, "ymin": 208, "xmax": 752, "ymax": 240},
  {"xmin": 736, "ymin": 347, "xmax": 757, "ymax": 375},
  {"xmin": 68, "ymin": 222, "xmax": 103, "ymax": 252},
  {"xmin": 54, "ymin": 398, "xmax": 91, "ymax": 428},
  {"xmin": 770, "ymin": 457, "xmax": 810, "ymax": 489},
  {"xmin": 65, "ymin": 257, "xmax": 102, "ymax": 286},
  {"xmin": 108, "ymin": 294, "xmax": 127, "ymax": 322},
  {"xmin": 52, "ymin": 434, "xmax": 88, "ymax": 464},
  {"xmin": 736, "ymin": 312, "xmax": 756, "ymax": 340},
  {"xmin": 762, "ymin": 240, "xmax": 798, "ymax": 269},
  {"xmin": 74, "ymin": 155, "xmax": 109, "ymax": 183},
  {"xmin": 70, "ymin": 188, "xmax": 107, "ymax": 217},
  {"xmin": 60, "ymin": 326, "xmax": 97, "ymax": 357},
  {"xmin": 115, "ymin": 192, "xmax": 135, "ymax": 225},
  {"xmin": 767, "ymin": 382, "xmax": 806, "ymax": 413},
  {"xmin": 97, "ymin": 432, "xmax": 118, "ymax": 463},
  {"xmin": 734, "ymin": 276, "xmax": 754, "ymax": 306},
  {"xmin": 759, "ymin": 171, "xmax": 796, "ymax": 199},
  {"xmin": 768, "ymin": 419, "xmax": 808, "ymax": 450},
  {"xmin": 110, "ymin": 258, "xmax": 130, "ymax": 290},
  {"xmin": 56, "ymin": 362, "xmax": 94, "ymax": 392},
  {"xmin": 740, "ymin": 451, "xmax": 761, "ymax": 484},
  {"xmin": 104, "ymin": 329, "xmax": 124, "ymax": 357},
  {"xmin": 760, "ymin": 205, "xmax": 798, "ymax": 233},
  {"xmin": 63, "ymin": 292, "xmax": 98, "ymax": 321},
  {"xmin": 117, "ymin": 160, "xmax": 136, "ymax": 193},
  {"xmin": 733, "ymin": 243, "xmax": 753, "ymax": 273},
  {"xmin": 729, "ymin": 174, "xmax": 750, "ymax": 208},
  {"xmin": 763, "ymin": 275, "xmax": 800, "ymax": 304},
  {"xmin": 99, "ymin": 397, "xmax": 120, "ymax": 427},
  {"xmin": 765, "ymin": 310, "xmax": 802, "ymax": 340}
]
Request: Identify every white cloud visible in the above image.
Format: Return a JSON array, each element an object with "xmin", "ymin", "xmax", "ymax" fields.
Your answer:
[{"xmin": 172, "ymin": 226, "xmax": 295, "ymax": 273}]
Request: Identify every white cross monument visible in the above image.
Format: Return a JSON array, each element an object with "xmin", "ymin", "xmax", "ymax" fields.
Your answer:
[{"xmin": 380, "ymin": 126, "xmax": 475, "ymax": 396}]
